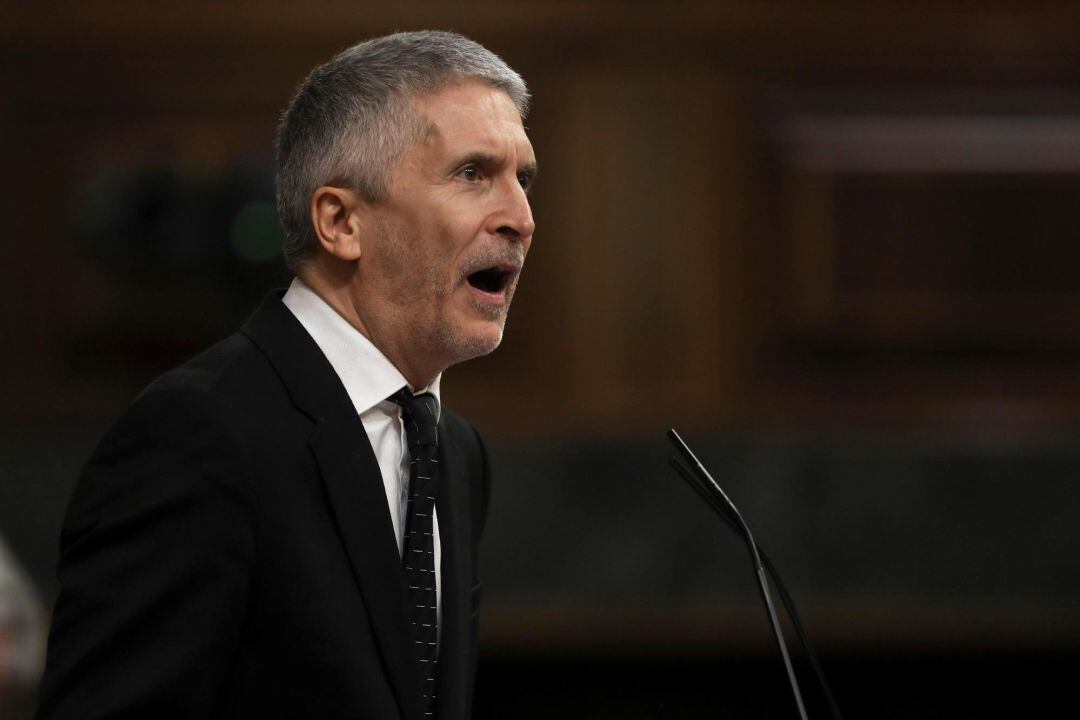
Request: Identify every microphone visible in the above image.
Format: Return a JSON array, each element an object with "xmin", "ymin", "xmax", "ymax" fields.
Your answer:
[{"xmin": 666, "ymin": 428, "xmax": 843, "ymax": 720}]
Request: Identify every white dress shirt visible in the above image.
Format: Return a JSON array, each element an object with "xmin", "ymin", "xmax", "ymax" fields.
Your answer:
[{"xmin": 282, "ymin": 277, "xmax": 443, "ymax": 627}]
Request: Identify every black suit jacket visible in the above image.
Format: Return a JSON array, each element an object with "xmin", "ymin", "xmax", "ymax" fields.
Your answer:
[{"xmin": 37, "ymin": 294, "xmax": 490, "ymax": 720}]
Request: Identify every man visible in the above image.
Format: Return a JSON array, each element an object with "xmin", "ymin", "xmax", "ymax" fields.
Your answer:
[{"xmin": 37, "ymin": 30, "xmax": 536, "ymax": 720}]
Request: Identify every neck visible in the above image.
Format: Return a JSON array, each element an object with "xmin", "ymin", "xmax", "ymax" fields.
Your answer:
[{"xmin": 297, "ymin": 263, "xmax": 440, "ymax": 390}]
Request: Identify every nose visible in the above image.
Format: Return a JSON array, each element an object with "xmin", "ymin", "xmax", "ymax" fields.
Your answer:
[{"xmin": 488, "ymin": 176, "xmax": 535, "ymax": 241}]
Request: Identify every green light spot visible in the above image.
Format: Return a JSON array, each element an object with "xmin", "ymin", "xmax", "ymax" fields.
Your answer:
[{"xmin": 230, "ymin": 200, "xmax": 283, "ymax": 263}]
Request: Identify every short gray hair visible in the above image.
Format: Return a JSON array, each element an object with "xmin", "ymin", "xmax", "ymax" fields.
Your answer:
[{"xmin": 275, "ymin": 30, "xmax": 530, "ymax": 273}]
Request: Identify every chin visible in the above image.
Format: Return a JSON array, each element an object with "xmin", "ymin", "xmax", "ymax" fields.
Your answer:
[{"xmin": 436, "ymin": 319, "xmax": 506, "ymax": 366}]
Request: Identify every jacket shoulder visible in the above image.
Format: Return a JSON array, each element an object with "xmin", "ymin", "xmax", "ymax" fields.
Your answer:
[{"xmin": 146, "ymin": 331, "xmax": 272, "ymax": 398}]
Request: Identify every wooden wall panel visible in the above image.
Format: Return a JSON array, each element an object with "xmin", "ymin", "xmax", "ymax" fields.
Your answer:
[
  {"xmin": 463, "ymin": 70, "xmax": 752, "ymax": 434},
  {"xmin": 4, "ymin": 2, "xmax": 1080, "ymax": 437}
]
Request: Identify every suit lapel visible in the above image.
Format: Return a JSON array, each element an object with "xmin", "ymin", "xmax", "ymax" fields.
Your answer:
[{"xmin": 242, "ymin": 293, "xmax": 423, "ymax": 720}]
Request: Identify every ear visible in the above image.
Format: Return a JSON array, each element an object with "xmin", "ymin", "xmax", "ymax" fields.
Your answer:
[{"xmin": 310, "ymin": 186, "xmax": 367, "ymax": 261}]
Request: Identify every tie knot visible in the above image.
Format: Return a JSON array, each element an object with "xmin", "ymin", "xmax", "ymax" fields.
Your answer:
[{"xmin": 389, "ymin": 388, "xmax": 439, "ymax": 448}]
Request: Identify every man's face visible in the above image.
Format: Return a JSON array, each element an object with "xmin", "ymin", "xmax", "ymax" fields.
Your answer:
[{"xmin": 358, "ymin": 80, "xmax": 536, "ymax": 378}]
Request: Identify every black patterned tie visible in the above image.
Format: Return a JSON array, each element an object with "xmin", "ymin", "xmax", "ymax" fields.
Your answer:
[{"xmin": 389, "ymin": 388, "xmax": 440, "ymax": 716}]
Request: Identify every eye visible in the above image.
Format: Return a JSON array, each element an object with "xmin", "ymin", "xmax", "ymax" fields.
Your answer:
[
  {"xmin": 456, "ymin": 164, "xmax": 481, "ymax": 182},
  {"xmin": 517, "ymin": 171, "xmax": 535, "ymax": 192}
]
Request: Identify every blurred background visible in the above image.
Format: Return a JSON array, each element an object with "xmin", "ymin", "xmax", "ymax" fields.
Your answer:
[{"xmin": 2, "ymin": 1, "xmax": 1080, "ymax": 717}]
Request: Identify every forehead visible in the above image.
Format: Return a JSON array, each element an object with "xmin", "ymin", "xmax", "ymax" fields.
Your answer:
[{"xmin": 411, "ymin": 81, "xmax": 534, "ymax": 160}]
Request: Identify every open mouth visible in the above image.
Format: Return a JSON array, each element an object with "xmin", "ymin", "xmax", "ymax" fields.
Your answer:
[{"xmin": 466, "ymin": 266, "xmax": 515, "ymax": 295}]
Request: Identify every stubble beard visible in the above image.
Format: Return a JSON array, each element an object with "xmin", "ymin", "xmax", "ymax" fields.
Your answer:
[
  {"xmin": 375, "ymin": 220, "xmax": 514, "ymax": 371},
  {"xmin": 435, "ymin": 291, "xmax": 509, "ymax": 365},
  {"xmin": 432, "ymin": 268, "xmax": 515, "ymax": 367}
]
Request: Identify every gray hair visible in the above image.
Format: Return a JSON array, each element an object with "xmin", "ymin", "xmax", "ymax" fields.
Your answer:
[{"xmin": 275, "ymin": 30, "xmax": 530, "ymax": 273}]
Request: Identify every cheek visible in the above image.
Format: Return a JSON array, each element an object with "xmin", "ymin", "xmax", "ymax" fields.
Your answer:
[
  {"xmin": 443, "ymin": 212, "xmax": 479, "ymax": 246},
  {"xmin": 433, "ymin": 220, "xmax": 476, "ymax": 270}
]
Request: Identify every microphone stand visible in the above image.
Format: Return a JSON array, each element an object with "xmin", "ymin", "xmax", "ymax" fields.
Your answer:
[{"xmin": 667, "ymin": 429, "xmax": 843, "ymax": 720}]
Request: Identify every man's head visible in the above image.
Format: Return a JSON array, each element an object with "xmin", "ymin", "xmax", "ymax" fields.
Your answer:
[
  {"xmin": 275, "ymin": 31, "xmax": 536, "ymax": 387},
  {"xmin": 276, "ymin": 30, "xmax": 530, "ymax": 272}
]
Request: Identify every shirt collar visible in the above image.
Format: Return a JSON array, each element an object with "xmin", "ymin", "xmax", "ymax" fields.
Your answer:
[{"xmin": 281, "ymin": 277, "xmax": 442, "ymax": 418}]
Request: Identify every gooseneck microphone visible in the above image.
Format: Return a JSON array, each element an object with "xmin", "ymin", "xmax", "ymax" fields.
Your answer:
[{"xmin": 666, "ymin": 429, "xmax": 843, "ymax": 720}]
